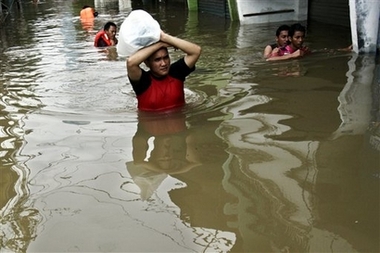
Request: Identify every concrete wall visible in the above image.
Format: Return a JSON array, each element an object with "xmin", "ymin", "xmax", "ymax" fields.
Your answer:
[{"xmin": 349, "ymin": 0, "xmax": 380, "ymax": 53}]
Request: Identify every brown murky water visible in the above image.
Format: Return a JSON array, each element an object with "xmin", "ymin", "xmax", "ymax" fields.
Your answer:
[{"xmin": 0, "ymin": 0, "xmax": 379, "ymax": 252}]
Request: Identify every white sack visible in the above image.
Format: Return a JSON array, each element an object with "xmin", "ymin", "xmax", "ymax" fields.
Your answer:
[{"xmin": 117, "ymin": 10, "xmax": 161, "ymax": 57}]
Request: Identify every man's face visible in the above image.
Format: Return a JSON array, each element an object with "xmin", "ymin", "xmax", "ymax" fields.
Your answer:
[
  {"xmin": 289, "ymin": 31, "xmax": 305, "ymax": 49},
  {"xmin": 276, "ymin": 30, "xmax": 289, "ymax": 47},
  {"xmin": 106, "ymin": 25, "xmax": 117, "ymax": 39},
  {"xmin": 146, "ymin": 48, "xmax": 170, "ymax": 78}
]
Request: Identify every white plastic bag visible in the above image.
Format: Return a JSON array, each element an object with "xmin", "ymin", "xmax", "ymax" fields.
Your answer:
[{"xmin": 117, "ymin": 10, "xmax": 161, "ymax": 57}]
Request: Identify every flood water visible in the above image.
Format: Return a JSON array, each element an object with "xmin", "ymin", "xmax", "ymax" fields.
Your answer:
[{"xmin": 0, "ymin": 0, "xmax": 379, "ymax": 252}]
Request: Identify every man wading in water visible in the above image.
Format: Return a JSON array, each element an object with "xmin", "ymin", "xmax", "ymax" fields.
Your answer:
[{"xmin": 126, "ymin": 31, "xmax": 201, "ymax": 111}]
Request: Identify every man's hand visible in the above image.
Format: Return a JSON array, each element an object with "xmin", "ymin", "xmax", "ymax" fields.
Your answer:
[{"xmin": 271, "ymin": 47, "xmax": 280, "ymax": 56}]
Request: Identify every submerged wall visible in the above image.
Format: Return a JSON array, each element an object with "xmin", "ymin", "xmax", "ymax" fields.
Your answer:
[
  {"xmin": 190, "ymin": 0, "xmax": 379, "ymax": 53},
  {"xmin": 233, "ymin": 0, "xmax": 308, "ymax": 24}
]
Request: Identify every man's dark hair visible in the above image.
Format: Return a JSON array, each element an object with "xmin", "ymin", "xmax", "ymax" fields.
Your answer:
[
  {"xmin": 146, "ymin": 46, "xmax": 168, "ymax": 63},
  {"xmin": 276, "ymin": 25, "xmax": 290, "ymax": 36},
  {"xmin": 288, "ymin": 23, "xmax": 306, "ymax": 37},
  {"xmin": 104, "ymin": 22, "xmax": 117, "ymax": 31}
]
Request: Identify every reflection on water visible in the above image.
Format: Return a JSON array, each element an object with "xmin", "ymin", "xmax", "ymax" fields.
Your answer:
[
  {"xmin": 0, "ymin": 0, "xmax": 379, "ymax": 252},
  {"xmin": 127, "ymin": 110, "xmax": 201, "ymax": 200}
]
